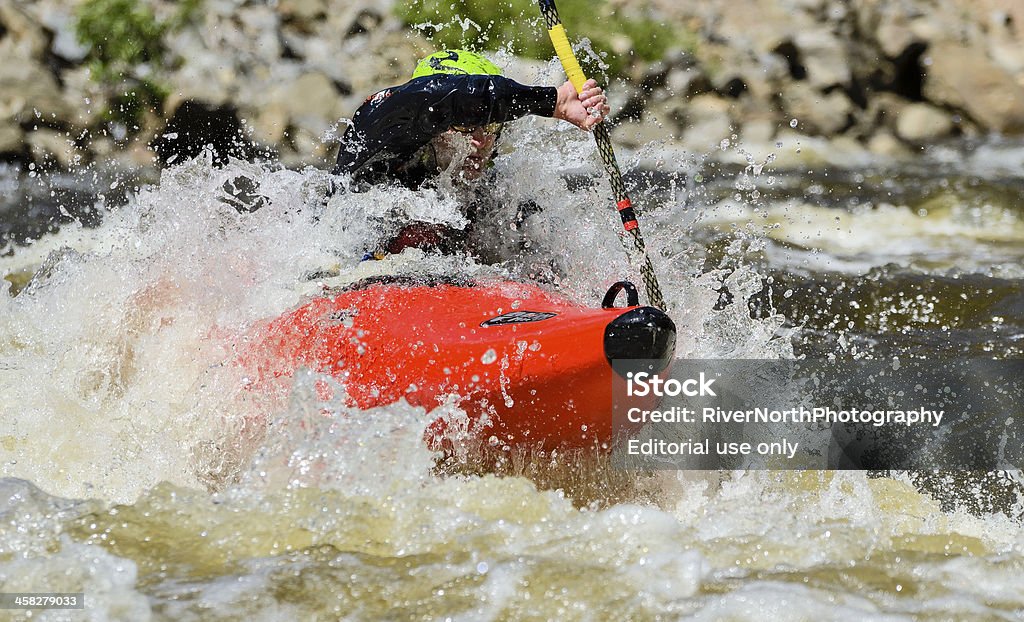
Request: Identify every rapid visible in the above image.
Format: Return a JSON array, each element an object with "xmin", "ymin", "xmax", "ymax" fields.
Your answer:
[{"xmin": 2, "ymin": 114, "xmax": 1024, "ymax": 620}]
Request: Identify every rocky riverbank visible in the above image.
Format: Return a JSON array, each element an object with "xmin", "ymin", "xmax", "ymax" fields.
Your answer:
[{"xmin": 2, "ymin": 0, "xmax": 1024, "ymax": 175}]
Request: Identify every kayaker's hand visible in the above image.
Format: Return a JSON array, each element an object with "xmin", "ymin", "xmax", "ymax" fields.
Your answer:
[{"xmin": 554, "ymin": 79, "xmax": 610, "ymax": 131}]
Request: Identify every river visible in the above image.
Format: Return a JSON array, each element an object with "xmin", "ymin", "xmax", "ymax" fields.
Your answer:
[{"xmin": 1, "ymin": 127, "xmax": 1022, "ymax": 620}]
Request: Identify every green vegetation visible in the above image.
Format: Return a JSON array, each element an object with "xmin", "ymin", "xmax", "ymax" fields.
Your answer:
[
  {"xmin": 76, "ymin": 0, "xmax": 166, "ymax": 79},
  {"xmin": 74, "ymin": 0, "xmax": 201, "ymax": 131},
  {"xmin": 395, "ymin": 0, "xmax": 694, "ymax": 79}
]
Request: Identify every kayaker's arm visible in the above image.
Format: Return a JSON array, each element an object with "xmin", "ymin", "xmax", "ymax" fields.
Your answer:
[{"xmin": 333, "ymin": 74, "xmax": 556, "ymax": 181}]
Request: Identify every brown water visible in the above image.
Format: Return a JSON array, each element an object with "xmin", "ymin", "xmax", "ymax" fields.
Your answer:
[{"xmin": 1, "ymin": 136, "xmax": 1023, "ymax": 620}]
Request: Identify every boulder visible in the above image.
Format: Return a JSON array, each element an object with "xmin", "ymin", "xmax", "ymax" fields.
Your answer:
[
  {"xmin": 278, "ymin": 0, "xmax": 329, "ymax": 23},
  {"xmin": 665, "ymin": 67, "xmax": 712, "ymax": 99},
  {"xmin": 59, "ymin": 66, "xmax": 109, "ymax": 127},
  {"xmin": 922, "ymin": 40, "xmax": 1024, "ymax": 133},
  {"xmin": 680, "ymin": 94, "xmax": 734, "ymax": 149},
  {"xmin": 498, "ymin": 55, "xmax": 554, "ymax": 85},
  {"xmin": 29, "ymin": 0, "xmax": 88, "ymax": 62},
  {"xmin": 646, "ymin": 98, "xmax": 688, "ymax": 132},
  {"xmin": 779, "ymin": 83, "xmax": 853, "ymax": 135},
  {"xmin": 328, "ymin": 2, "xmax": 385, "ymax": 40},
  {"xmin": 26, "ymin": 128, "xmax": 83, "ymax": 168},
  {"xmin": 164, "ymin": 30, "xmax": 238, "ymax": 111},
  {"xmin": 0, "ymin": 0, "xmax": 49, "ymax": 59},
  {"xmin": 614, "ymin": 114, "xmax": 673, "ymax": 149},
  {"xmin": 248, "ymin": 103, "xmax": 289, "ymax": 146},
  {"xmin": 0, "ymin": 120, "xmax": 21, "ymax": 153},
  {"xmin": 701, "ymin": 0, "xmax": 801, "ymax": 53},
  {"xmin": 267, "ymin": 71, "xmax": 341, "ymax": 136},
  {"xmin": 867, "ymin": 129, "xmax": 912, "ymax": 158},
  {"xmin": 336, "ymin": 30, "xmax": 431, "ymax": 97},
  {"xmin": 982, "ymin": 8, "xmax": 1024, "ymax": 75},
  {"xmin": 894, "ymin": 102, "xmax": 954, "ymax": 142},
  {"xmin": 793, "ymin": 29, "xmax": 851, "ymax": 88},
  {"xmin": 741, "ymin": 118, "xmax": 778, "ymax": 144},
  {"xmin": 0, "ymin": 59, "xmax": 72, "ymax": 123},
  {"xmin": 852, "ymin": 0, "xmax": 923, "ymax": 58},
  {"xmin": 859, "ymin": 91, "xmax": 909, "ymax": 132},
  {"xmin": 236, "ymin": 5, "xmax": 283, "ymax": 64}
]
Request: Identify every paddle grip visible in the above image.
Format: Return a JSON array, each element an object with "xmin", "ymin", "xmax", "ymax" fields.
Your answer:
[{"xmin": 546, "ymin": 25, "xmax": 587, "ymax": 92}]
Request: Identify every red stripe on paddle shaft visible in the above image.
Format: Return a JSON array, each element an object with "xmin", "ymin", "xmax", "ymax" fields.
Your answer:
[{"xmin": 616, "ymin": 199, "xmax": 632, "ymax": 211}]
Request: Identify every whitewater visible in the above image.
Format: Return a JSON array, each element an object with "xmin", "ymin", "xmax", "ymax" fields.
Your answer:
[{"xmin": 2, "ymin": 118, "xmax": 1024, "ymax": 620}]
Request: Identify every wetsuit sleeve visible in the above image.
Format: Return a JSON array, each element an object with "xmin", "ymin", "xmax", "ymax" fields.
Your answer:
[{"xmin": 333, "ymin": 75, "xmax": 556, "ymax": 182}]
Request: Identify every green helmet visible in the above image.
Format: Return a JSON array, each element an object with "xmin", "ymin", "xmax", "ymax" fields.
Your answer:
[{"xmin": 412, "ymin": 49, "xmax": 503, "ymax": 79}]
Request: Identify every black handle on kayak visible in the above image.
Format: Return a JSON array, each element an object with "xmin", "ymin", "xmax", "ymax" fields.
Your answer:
[{"xmin": 602, "ymin": 281, "xmax": 640, "ymax": 308}]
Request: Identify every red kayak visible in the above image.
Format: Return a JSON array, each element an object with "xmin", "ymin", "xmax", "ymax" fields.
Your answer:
[{"xmin": 240, "ymin": 276, "xmax": 675, "ymax": 450}]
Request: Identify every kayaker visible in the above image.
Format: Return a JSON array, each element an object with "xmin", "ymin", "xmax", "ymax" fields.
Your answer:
[{"xmin": 333, "ymin": 49, "xmax": 610, "ymax": 255}]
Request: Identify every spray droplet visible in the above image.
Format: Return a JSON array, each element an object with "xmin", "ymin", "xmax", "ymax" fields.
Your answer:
[
  {"xmin": 790, "ymin": 118, "xmax": 799, "ymax": 128},
  {"xmin": 481, "ymin": 349, "xmax": 497, "ymax": 364}
]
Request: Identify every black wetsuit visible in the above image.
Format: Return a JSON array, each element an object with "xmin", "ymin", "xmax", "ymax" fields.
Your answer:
[{"xmin": 333, "ymin": 74, "xmax": 557, "ymax": 189}]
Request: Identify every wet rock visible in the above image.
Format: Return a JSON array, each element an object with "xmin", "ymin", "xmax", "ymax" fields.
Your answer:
[
  {"xmin": 680, "ymin": 94, "xmax": 734, "ymax": 149},
  {"xmin": 268, "ymin": 71, "xmax": 342, "ymax": 136},
  {"xmin": 665, "ymin": 67, "xmax": 712, "ymax": 99},
  {"xmin": 499, "ymin": 56, "xmax": 553, "ymax": 86},
  {"xmin": 236, "ymin": 5, "xmax": 283, "ymax": 64},
  {"xmin": 867, "ymin": 129, "xmax": 912, "ymax": 158},
  {"xmin": 164, "ymin": 30, "xmax": 237, "ymax": 111},
  {"xmin": 26, "ymin": 128, "xmax": 83, "ymax": 168},
  {"xmin": 0, "ymin": 0, "xmax": 49, "ymax": 59},
  {"xmin": 248, "ymin": 104, "xmax": 289, "ymax": 147},
  {"xmin": 645, "ymin": 98, "xmax": 688, "ymax": 132},
  {"xmin": 0, "ymin": 120, "xmax": 22, "ymax": 153},
  {"xmin": 615, "ymin": 115, "xmax": 673, "ymax": 149},
  {"xmin": 58, "ymin": 66, "xmax": 108, "ymax": 127},
  {"xmin": 741, "ymin": 118, "xmax": 779, "ymax": 144},
  {"xmin": 278, "ymin": 0, "xmax": 329, "ymax": 24},
  {"xmin": 0, "ymin": 59, "xmax": 71, "ymax": 124},
  {"xmin": 922, "ymin": 40, "xmax": 1024, "ymax": 133},
  {"xmin": 895, "ymin": 102, "xmax": 955, "ymax": 142},
  {"xmin": 338, "ymin": 30, "xmax": 431, "ymax": 97},
  {"xmin": 603, "ymin": 78, "xmax": 644, "ymax": 125},
  {"xmin": 854, "ymin": 91, "xmax": 910, "ymax": 136},
  {"xmin": 280, "ymin": 126, "xmax": 332, "ymax": 168},
  {"xmin": 329, "ymin": 2, "xmax": 385, "ymax": 40},
  {"xmin": 29, "ymin": 0, "xmax": 88, "ymax": 62},
  {"xmin": 852, "ymin": 0, "xmax": 923, "ymax": 58},
  {"xmin": 793, "ymin": 29, "xmax": 851, "ymax": 89},
  {"xmin": 779, "ymin": 83, "xmax": 853, "ymax": 135},
  {"xmin": 984, "ymin": 9, "xmax": 1024, "ymax": 75}
]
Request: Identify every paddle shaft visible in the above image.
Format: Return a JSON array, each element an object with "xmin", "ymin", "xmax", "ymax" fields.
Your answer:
[{"xmin": 538, "ymin": 0, "xmax": 666, "ymax": 310}]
